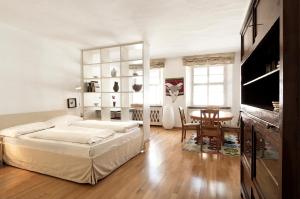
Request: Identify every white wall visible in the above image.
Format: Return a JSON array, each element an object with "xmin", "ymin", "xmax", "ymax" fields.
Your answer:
[
  {"xmin": 0, "ymin": 23, "xmax": 81, "ymax": 115},
  {"xmin": 162, "ymin": 52, "xmax": 241, "ymax": 127},
  {"xmin": 163, "ymin": 58, "xmax": 186, "ymax": 127}
]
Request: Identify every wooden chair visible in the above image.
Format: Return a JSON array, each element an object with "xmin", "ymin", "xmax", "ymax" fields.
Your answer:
[
  {"xmin": 178, "ymin": 107, "xmax": 200, "ymax": 142},
  {"xmin": 199, "ymin": 109, "xmax": 222, "ymax": 152},
  {"xmin": 221, "ymin": 111, "xmax": 241, "ymax": 143}
]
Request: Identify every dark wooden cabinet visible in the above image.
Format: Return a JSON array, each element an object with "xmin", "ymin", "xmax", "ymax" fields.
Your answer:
[
  {"xmin": 240, "ymin": 0, "xmax": 300, "ymax": 198},
  {"xmin": 241, "ymin": 111, "xmax": 280, "ymax": 199},
  {"xmin": 241, "ymin": 15, "xmax": 254, "ymax": 60},
  {"xmin": 241, "ymin": 114, "xmax": 253, "ymax": 173},
  {"xmin": 255, "ymin": 0, "xmax": 280, "ymax": 45},
  {"xmin": 241, "ymin": 160, "xmax": 252, "ymax": 199},
  {"xmin": 241, "ymin": 0, "xmax": 280, "ymax": 63},
  {"xmin": 253, "ymin": 118, "xmax": 280, "ymax": 199},
  {"xmin": 253, "ymin": 128, "xmax": 280, "ymax": 199}
]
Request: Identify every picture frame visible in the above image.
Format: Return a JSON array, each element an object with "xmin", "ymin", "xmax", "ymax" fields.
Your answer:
[
  {"xmin": 165, "ymin": 77, "xmax": 184, "ymax": 102},
  {"xmin": 165, "ymin": 77, "xmax": 184, "ymax": 96},
  {"xmin": 67, "ymin": 98, "xmax": 77, "ymax": 108}
]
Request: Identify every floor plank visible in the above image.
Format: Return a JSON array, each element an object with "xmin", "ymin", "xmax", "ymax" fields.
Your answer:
[{"xmin": 0, "ymin": 127, "xmax": 240, "ymax": 199}]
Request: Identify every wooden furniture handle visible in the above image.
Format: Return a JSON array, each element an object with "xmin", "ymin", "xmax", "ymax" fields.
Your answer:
[{"xmin": 266, "ymin": 124, "xmax": 276, "ymax": 129}]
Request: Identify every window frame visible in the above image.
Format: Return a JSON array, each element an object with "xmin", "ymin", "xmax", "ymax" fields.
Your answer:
[
  {"xmin": 149, "ymin": 68, "xmax": 163, "ymax": 105},
  {"xmin": 191, "ymin": 65, "xmax": 227, "ymax": 106}
]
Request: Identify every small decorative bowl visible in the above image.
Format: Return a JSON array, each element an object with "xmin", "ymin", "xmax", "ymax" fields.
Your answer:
[{"xmin": 132, "ymin": 84, "xmax": 142, "ymax": 92}]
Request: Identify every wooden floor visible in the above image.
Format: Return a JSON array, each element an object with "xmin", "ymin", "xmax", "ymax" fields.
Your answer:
[{"xmin": 0, "ymin": 127, "xmax": 240, "ymax": 199}]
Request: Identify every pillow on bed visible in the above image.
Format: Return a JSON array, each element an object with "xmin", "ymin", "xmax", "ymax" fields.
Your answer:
[
  {"xmin": 0, "ymin": 122, "xmax": 54, "ymax": 137},
  {"xmin": 47, "ymin": 115, "xmax": 83, "ymax": 127}
]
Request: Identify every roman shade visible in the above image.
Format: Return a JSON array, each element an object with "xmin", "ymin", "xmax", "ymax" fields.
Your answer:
[
  {"xmin": 183, "ymin": 53, "xmax": 235, "ymax": 66},
  {"xmin": 150, "ymin": 59, "xmax": 165, "ymax": 68}
]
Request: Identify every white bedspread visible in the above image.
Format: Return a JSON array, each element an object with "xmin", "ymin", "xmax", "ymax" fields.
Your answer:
[
  {"xmin": 30, "ymin": 126, "xmax": 114, "ymax": 144},
  {"xmin": 72, "ymin": 120, "xmax": 139, "ymax": 133}
]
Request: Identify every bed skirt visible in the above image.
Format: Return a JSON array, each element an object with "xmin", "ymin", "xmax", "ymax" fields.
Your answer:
[{"xmin": 3, "ymin": 132, "xmax": 143, "ymax": 184}]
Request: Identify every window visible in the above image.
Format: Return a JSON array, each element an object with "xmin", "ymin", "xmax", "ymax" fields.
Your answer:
[
  {"xmin": 192, "ymin": 65, "xmax": 225, "ymax": 106},
  {"xmin": 132, "ymin": 68, "xmax": 163, "ymax": 105},
  {"xmin": 149, "ymin": 68, "xmax": 163, "ymax": 105}
]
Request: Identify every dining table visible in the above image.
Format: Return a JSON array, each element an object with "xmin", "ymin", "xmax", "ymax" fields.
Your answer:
[
  {"xmin": 189, "ymin": 110, "xmax": 234, "ymax": 122},
  {"xmin": 189, "ymin": 110, "xmax": 234, "ymax": 145}
]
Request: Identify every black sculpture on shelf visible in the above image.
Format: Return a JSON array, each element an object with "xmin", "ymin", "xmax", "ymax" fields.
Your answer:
[{"xmin": 113, "ymin": 81, "xmax": 119, "ymax": 92}]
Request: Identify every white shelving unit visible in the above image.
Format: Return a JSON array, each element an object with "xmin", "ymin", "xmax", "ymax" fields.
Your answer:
[{"xmin": 81, "ymin": 41, "xmax": 150, "ymax": 141}]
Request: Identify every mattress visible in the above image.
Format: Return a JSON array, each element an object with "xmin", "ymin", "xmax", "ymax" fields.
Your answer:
[
  {"xmin": 3, "ymin": 127, "xmax": 141, "ymax": 158},
  {"xmin": 71, "ymin": 120, "xmax": 139, "ymax": 133},
  {"xmin": 3, "ymin": 126, "xmax": 143, "ymax": 184}
]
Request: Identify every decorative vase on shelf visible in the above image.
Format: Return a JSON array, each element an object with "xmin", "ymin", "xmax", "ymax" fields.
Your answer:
[
  {"xmin": 86, "ymin": 83, "xmax": 91, "ymax": 92},
  {"xmin": 113, "ymin": 81, "xmax": 119, "ymax": 92},
  {"xmin": 132, "ymin": 84, "xmax": 142, "ymax": 92},
  {"xmin": 162, "ymin": 105, "xmax": 175, "ymax": 129},
  {"xmin": 112, "ymin": 95, "xmax": 116, "ymax": 107},
  {"xmin": 91, "ymin": 82, "xmax": 95, "ymax": 92},
  {"xmin": 111, "ymin": 68, "xmax": 117, "ymax": 77}
]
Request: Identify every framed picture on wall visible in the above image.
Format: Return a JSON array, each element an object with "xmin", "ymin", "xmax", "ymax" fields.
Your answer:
[
  {"xmin": 165, "ymin": 77, "xmax": 184, "ymax": 102},
  {"xmin": 67, "ymin": 98, "xmax": 77, "ymax": 108}
]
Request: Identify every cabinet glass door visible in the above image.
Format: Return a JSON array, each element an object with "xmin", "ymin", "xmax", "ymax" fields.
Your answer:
[
  {"xmin": 254, "ymin": 130, "xmax": 280, "ymax": 199},
  {"xmin": 242, "ymin": 116, "xmax": 253, "ymax": 170}
]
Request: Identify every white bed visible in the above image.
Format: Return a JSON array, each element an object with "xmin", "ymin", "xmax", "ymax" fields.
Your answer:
[{"xmin": 2, "ymin": 122, "xmax": 143, "ymax": 184}]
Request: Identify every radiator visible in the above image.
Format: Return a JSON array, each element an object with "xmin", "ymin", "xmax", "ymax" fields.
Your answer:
[{"xmin": 132, "ymin": 106, "xmax": 163, "ymax": 125}]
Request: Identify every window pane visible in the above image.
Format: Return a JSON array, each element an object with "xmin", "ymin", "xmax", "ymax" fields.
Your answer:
[
  {"xmin": 208, "ymin": 84, "xmax": 224, "ymax": 105},
  {"xmin": 209, "ymin": 66, "xmax": 224, "ymax": 75},
  {"xmin": 193, "ymin": 67, "xmax": 208, "ymax": 83},
  {"xmin": 209, "ymin": 74, "xmax": 224, "ymax": 83},
  {"xmin": 134, "ymin": 76, "xmax": 143, "ymax": 84},
  {"xmin": 193, "ymin": 85, "xmax": 208, "ymax": 105},
  {"xmin": 194, "ymin": 75, "xmax": 208, "ymax": 84},
  {"xmin": 149, "ymin": 85, "xmax": 162, "ymax": 105},
  {"xmin": 132, "ymin": 92, "xmax": 143, "ymax": 104},
  {"xmin": 194, "ymin": 67, "xmax": 207, "ymax": 76},
  {"xmin": 149, "ymin": 69, "xmax": 160, "ymax": 84}
]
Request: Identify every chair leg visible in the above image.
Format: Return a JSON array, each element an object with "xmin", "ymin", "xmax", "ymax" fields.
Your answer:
[
  {"xmin": 181, "ymin": 128, "xmax": 184, "ymax": 142},
  {"xmin": 200, "ymin": 136, "xmax": 203, "ymax": 152},
  {"xmin": 196, "ymin": 127, "xmax": 200, "ymax": 144},
  {"xmin": 221, "ymin": 129, "xmax": 225, "ymax": 144},
  {"xmin": 218, "ymin": 138, "xmax": 221, "ymax": 152},
  {"xmin": 184, "ymin": 130, "xmax": 187, "ymax": 139}
]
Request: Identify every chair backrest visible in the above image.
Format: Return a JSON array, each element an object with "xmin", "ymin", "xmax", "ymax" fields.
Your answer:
[
  {"xmin": 200, "ymin": 109, "xmax": 220, "ymax": 129},
  {"xmin": 178, "ymin": 106, "xmax": 186, "ymax": 126}
]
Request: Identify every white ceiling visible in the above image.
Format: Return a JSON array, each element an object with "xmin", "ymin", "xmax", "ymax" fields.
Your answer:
[{"xmin": 0, "ymin": 0, "xmax": 250, "ymax": 58}]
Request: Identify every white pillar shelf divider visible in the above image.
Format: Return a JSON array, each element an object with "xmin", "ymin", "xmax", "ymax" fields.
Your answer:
[{"xmin": 81, "ymin": 41, "xmax": 150, "ymax": 141}]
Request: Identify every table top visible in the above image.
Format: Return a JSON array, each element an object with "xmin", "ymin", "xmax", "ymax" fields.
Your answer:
[{"xmin": 189, "ymin": 110, "xmax": 234, "ymax": 121}]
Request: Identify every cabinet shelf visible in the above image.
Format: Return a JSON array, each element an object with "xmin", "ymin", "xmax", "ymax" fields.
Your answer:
[
  {"xmin": 83, "ymin": 59, "xmax": 143, "ymax": 65},
  {"xmin": 103, "ymin": 59, "xmax": 143, "ymax": 64},
  {"xmin": 243, "ymin": 68, "xmax": 279, "ymax": 86},
  {"xmin": 84, "ymin": 92, "xmax": 101, "ymax": 94},
  {"xmin": 81, "ymin": 42, "xmax": 147, "ymax": 122},
  {"xmin": 84, "ymin": 77, "xmax": 101, "ymax": 80},
  {"xmin": 84, "ymin": 106, "xmax": 101, "ymax": 109},
  {"xmin": 101, "ymin": 107, "xmax": 134, "ymax": 109},
  {"xmin": 101, "ymin": 75, "xmax": 143, "ymax": 79},
  {"xmin": 101, "ymin": 91, "xmax": 136, "ymax": 93},
  {"xmin": 83, "ymin": 63, "xmax": 101, "ymax": 65}
]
